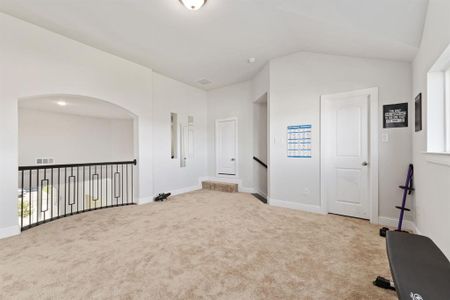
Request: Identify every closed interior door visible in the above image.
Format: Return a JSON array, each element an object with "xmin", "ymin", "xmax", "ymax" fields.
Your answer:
[
  {"xmin": 216, "ymin": 118, "xmax": 237, "ymax": 176},
  {"xmin": 322, "ymin": 93, "xmax": 369, "ymax": 219}
]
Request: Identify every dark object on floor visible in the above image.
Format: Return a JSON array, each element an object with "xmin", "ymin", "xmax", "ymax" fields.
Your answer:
[
  {"xmin": 380, "ymin": 164, "xmax": 414, "ymax": 237},
  {"xmin": 380, "ymin": 227, "xmax": 390, "ymax": 237},
  {"xmin": 251, "ymin": 193, "xmax": 267, "ymax": 204},
  {"xmin": 373, "ymin": 276, "xmax": 395, "ymax": 290},
  {"xmin": 154, "ymin": 193, "xmax": 171, "ymax": 202},
  {"xmin": 382, "ymin": 231, "xmax": 450, "ymax": 299},
  {"xmin": 380, "ymin": 227, "xmax": 409, "ymax": 237}
]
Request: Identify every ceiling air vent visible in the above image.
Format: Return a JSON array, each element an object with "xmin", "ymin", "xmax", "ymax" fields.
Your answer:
[{"xmin": 197, "ymin": 79, "xmax": 212, "ymax": 85}]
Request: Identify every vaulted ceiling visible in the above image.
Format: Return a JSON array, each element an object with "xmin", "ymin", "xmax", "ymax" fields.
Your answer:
[{"xmin": 0, "ymin": 0, "xmax": 428, "ymax": 89}]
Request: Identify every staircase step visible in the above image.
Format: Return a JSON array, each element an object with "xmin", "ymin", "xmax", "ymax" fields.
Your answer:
[
  {"xmin": 202, "ymin": 181, "xmax": 238, "ymax": 193},
  {"xmin": 251, "ymin": 193, "xmax": 267, "ymax": 204}
]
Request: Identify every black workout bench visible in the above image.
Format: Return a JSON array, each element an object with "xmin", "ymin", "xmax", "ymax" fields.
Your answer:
[{"xmin": 385, "ymin": 231, "xmax": 450, "ymax": 299}]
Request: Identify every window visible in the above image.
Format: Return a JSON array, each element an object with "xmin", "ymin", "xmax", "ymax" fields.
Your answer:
[{"xmin": 427, "ymin": 44, "xmax": 450, "ymax": 153}]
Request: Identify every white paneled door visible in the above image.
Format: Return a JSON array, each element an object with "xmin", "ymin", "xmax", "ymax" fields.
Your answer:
[
  {"xmin": 322, "ymin": 92, "xmax": 370, "ymax": 219},
  {"xmin": 216, "ymin": 118, "xmax": 238, "ymax": 176}
]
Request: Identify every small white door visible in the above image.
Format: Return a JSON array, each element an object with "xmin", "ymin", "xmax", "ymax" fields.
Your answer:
[
  {"xmin": 322, "ymin": 93, "xmax": 369, "ymax": 219},
  {"xmin": 216, "ymin": 118, "xmax": 237, "ymax": 176}
]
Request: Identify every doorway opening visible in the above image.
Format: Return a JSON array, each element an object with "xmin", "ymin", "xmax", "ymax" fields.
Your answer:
[
  {"xmin": 17, "ymin": 94, "xmax": 138, "ymax": 230},
  {"xmin": 252, "ymin": 93, "xmax": 268, "ymax": 203}
]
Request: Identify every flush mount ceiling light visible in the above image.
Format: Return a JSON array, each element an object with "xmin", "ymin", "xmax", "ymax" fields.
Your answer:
[{"xmin": 179, "ymin": 0, "xmax": 207, "ymax": 10}]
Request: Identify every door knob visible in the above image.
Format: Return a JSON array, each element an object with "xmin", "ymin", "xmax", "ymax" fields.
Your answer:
[{"xmin": 362, "ymin": 161, "xmax": 368, "ymax": 166}]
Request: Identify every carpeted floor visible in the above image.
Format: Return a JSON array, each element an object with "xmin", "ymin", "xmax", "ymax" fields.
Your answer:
[{"xmin": 0, "ymin": 190, "xmax": 396, "ymax": 299}]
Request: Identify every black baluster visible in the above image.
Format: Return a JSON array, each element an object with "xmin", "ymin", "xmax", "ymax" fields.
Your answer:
[
  {"xmin": 106, "ymin": 165, "xmax": 108, "ymax": 207},
  {"xmin": 36, "ymin": 168, "xmax": 39, "ymax": 225},
  {"xmin": 100, "ymin": 165, "xmax": 103, "ymax": 208},
  {"xmin": 94, "ymin": 165, "xmax": 97, "ymax": 209},
  {"xmin": 89, "ymin": 166, "xmax": 91, "ymax": 210},
  {"xmin": 64, "ymin": 167, "xmax": 67, "ymax": 217},
  {"xmin": 20, "ymin": 170, "xmax": 24, "ymax": 230},
  {"xmin": 121, "ymin": 164, "xmax": 124, "ymax": 205},
  {"xmin": 43, "ymin": 168, "xmax": 47, "ymax": 222},
  {"xmin": 77, "ymin": 166, "xmax": 79, "ymax": 213},
  {"xmin": 82, "ymin": 166, "xmax": 85, "ymax": 212},
  {"xmin": 51, "ymin": 168, "xmax": 53, "ymax": 220},
  {"xmin": 126, "ymin": 164, "xmax": 129, "ymax": 204},
  {"xmin": 57, "ymin": 168, "xmax": 60, "ymax": 218},
  {"xmin": 29, "ymin": 170, "xmax": 32, "ymax": 227},
  {"xmin": 71, "ymin": 167, "xmax": 74, "ymax": 214},
  {"xmin": 111, "ymin": 164, "xmax": 114, "ymax": 206},
  {"xmin": 131, "ymin": 163, "xmax": 134, "ymax": 204}
]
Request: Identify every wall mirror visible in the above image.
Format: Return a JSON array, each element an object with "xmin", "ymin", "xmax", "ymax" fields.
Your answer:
[
  {"xmin": 179, "ymin": 115, "xmax": 194, "ymax": 168},
  {"xmin": 170, "ymin": 113, "xmax": 178, "ymax": 159},
  {"xmin": 188, "ymin": 116, "xmax": 194, "ymax": 159}
]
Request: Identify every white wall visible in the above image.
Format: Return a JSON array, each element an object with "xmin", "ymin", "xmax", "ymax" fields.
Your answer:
[
  {"xmin": 269, "ymin": 52, "xmax": 412, "ymax": 220},
  {"xmin": 152, "ymin": 72, "xmax": 207, "ymax": 195},
  {"xmin": 252, "ymin": 65, "xmax": 270, "ymax": 102},
  {"xmin": 0, "ymin": 13, "xmax": 155, "ymax": 237},
  {"xmin": 19, "ymin": 109, "xmax": 134, "ymax": 165},
  {"xmin": 412, "ymin": 0, "xmax": 450, "ymax": 258},
  {"xmin": 206, "ymin": 81, "xmax": 254, "ymax": 190}
]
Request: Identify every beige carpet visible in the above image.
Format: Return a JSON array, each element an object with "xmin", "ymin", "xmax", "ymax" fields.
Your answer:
[{"xmin": 0, "ymin": 190, "xmax": 396, "ymax": 299}]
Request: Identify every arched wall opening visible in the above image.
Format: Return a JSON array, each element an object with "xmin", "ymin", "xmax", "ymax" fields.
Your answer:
[
  {"xmin": 0, "ymin": 17, "xmax": 154, "ymax": 237},
  {"xmin": 18, "ymin": 94, "xmax": 138, "ymax": 165},
  {"xmin": 17, "ymin": 94, "xmax": 140, "ymax": 229}
]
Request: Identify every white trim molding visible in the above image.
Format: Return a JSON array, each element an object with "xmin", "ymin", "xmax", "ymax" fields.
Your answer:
[
  {"xmin": 0, "ymin": 225, "xmax": 20, "ymax": 239},
  {"xmin": 378, "ymin": 216, "xmax": 420, "ymax": 234},
  {"xmin": 423, "ymin": 152, "xmax": 450, "ymax": 167},
  {"xmin": 239, "ymin": 186, "xmax": 255, "ymax": 193},
  {"xmin": 320, "ymin": 87, "xmax": 379, "ymax": 224},
  {"xmin": 137, "ymin": 196, "xmax": 154, "ymax": 205},
  {"xmin": 269, "ymin": 198, "xmax": 326, "ymax": 215},
  {"xmin": 169, "ymin": 185, "xmax": 202, "ymax": 196}
]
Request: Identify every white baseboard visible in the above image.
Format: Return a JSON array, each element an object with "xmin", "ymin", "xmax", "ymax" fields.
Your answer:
[
  {"xmin": 0, "ymin": 225, "xmax": 20, "ymax": 239},
  {"xmin": 170, "ymin": 185, "xmax": 202, "ymax": 196},
  {"xmin": 253, "ymin": 188, "xmax": 268, "ymax": 198},
  {"xmin": 378, "ymin": 216, "xmax": 420, "ymax": 234},
  {"xmin": 137, "ymin": 196, "xmax": 154, "ymax": 205},
  {"xmin": 239, "ymin": 186, "xmax": 255, "ymax": 193},
  {"xmin": 269, "ymin": 198, "xmax": 325, "ymax": 215}
]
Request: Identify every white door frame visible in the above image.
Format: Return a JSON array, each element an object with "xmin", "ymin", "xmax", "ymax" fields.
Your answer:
[
  {"xmin": 215, "ymin": 117, "xmax": 239, "ymax": 178},
  {"xmin": 320, "ymin": 87, "xmax": 379, "ymax": 224}
]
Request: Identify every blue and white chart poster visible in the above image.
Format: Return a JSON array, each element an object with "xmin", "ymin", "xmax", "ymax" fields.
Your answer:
[{"xmin": 287, "ymin": 124, "xmax": 312, "ymax": 158}]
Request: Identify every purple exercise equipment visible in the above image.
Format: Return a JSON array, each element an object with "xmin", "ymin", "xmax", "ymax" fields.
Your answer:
[{"xmin": 379, "ymin": 164, "xmax": 414, "ymax": 237}]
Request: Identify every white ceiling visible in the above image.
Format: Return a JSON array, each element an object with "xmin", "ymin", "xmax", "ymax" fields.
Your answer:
[
  {"xmin": 19, "ymin": 95, "xmax": 134, "ymax": 119},
  {"xmin": 0, "ymin": 0, "xmax": 428, "ymax": 90}
]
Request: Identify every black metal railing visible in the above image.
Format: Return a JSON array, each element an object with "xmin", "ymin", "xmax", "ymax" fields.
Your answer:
[
  {"xmin": 18, "ymin": 160, "xmax": 137, "ymax": 231},
  {"xmin": 253, "ymin": 156, "xmax": 268, "ymax": 169}
]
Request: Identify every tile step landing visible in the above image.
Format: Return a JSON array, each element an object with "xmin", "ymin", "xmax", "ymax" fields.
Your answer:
[{"xmin": 201, "ymin": 181, "xmax": 238, "ymax": 193}]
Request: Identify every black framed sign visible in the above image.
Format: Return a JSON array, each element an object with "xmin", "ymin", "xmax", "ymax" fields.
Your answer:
[
  {"xmin": 383, "ymin": 103, "xmax": 408, "ymax": 128},
  {"xmin": 415, "ymin": 93, "xmax": 422, "ymax": 132}
]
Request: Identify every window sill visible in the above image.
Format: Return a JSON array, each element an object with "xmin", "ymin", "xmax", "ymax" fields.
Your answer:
[{"xmin": 423, "ymin": 151, "xmax": 450, "ymax": 167}]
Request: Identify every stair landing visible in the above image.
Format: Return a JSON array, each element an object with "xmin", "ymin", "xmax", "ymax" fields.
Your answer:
[{"xmin": 202, "ymin": 181, "xmax": 238, "ymax": 193}]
